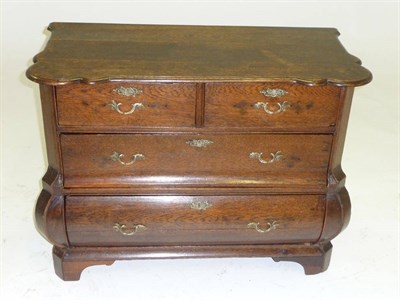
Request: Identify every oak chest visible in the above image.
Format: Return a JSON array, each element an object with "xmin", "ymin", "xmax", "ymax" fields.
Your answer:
[{"xmin": 27, "ymin": 23, "xmax": 372, "ymax": 280}]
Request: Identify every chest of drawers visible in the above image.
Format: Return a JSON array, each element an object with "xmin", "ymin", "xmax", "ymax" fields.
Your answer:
[{"xmin": 27, "ymin": 23, "xmax": 372, "ymax": 280}]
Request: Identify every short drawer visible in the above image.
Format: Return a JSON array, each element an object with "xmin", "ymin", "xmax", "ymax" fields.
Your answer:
[
  {"xmin": 56, "ymin": 82, "xmax": 196, "ymax": 127},
  {"xmin": 61, "ymin": 133, "xmax": 332, "ymax": 189},
  {"xmin": 66, "ymin": 195, "xmax": 325, "ymax": 246},
  {"xmin": 205, "ymin": 83, "xmax": 341, "ymax": 129}
]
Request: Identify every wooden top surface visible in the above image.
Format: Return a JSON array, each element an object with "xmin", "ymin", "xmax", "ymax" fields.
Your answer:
[{"xmin": 26, "ymin": 22, "xmax": 372, "ymax": 86}]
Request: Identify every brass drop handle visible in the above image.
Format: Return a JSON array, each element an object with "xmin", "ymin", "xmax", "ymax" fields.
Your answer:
[
  {"xmin": 249, "ymin": 151, "xmax": 283, "ymax": 164},
  {"xmin": 113, "ymin": 223, "xmax": 146, "ymax": 235},
  {"xmin": 255, "ymin": 88, "xmax": 290, "ymax": 115},
  {"xmin": 247, "ymin": 221, "xmax": 279, "ymax": 233},
  {"xmin": 253, "ymin": 101, "xmax": 290, "ymax": 115},
  {"xmin": 109, "ymin": 100, "xmax": 145, "ymax": 115},
  {"xmin": 111, "ymin": 151, "xmax": 145, "ymax": 166}
]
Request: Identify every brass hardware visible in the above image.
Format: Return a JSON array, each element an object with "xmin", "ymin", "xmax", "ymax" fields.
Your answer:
[
  {"xmin": 109, "ymin": 100, "xmax": 145, "ymax": 115},
  {"xmin": 113, "ymin": 223, "xmax": 146, "ymax": 235},
  {"xmin": 253, "ymin": 101, "xmax": 290, "ymax": 115},
  {"xmin": 186, "ymin": 139, "xmax": 214, "ymax": 148},
  {"xmin": 113, "ymin": 86, "xmax": 143, "ymax": 97},
  {"xmin": 111, "ymin": 151, "xmax": 145, "ymax": 166},
  {"xmin": 249, "ymin": 151, "xmax": 283, "ymax": 164},
  {"xmin": 247, "ymin": 221, "xmax": 279, "ymax": 233},
  {"xmin": 259, "ymin": 88, "xmax": 288, "ymax": 98},
  {"xmin": 190, "ymin": 200, "xmax": 212, "ymax": 211}
]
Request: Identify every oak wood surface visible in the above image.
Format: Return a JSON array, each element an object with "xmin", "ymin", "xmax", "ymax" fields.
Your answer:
[
  {"xmin": 320, "ymin": 87, "xmax": 355, "ymax": 241},
  {"xmin": 26, "ymin": 23, "xmax": 372, "ymax": 86},
  {"xmin": 34, "ymin": 85, "xmax": 68, "ymax": 247},
  {"xmin": 52, "ymin": 242, "xmax": 332, "ymax": 280},
  {"xmin": 57, "ymin": 82, "xmax": 196, "ymax": 127},
  {"xmin": 53, "ymin": 247, "xmax": 114, "ymax": 281},
  {"xmin": 26, "ymin": 23, "xmax": 372, "ymax": 280},
  {"xmin": 66, "ymin": 195, "xmax": 325, "ymax": 246},
  {"xmin": 273, "ymin": 242, "xmax": 332, "ymax": 275},
  {"xmin": 39, "ymin": 85, "xmax": 61, "ymax": 175},
  {"xmin": 35, "ymin": 168, "xmax": 68, "ymax": 248},
  {"xmin": 205, "ymin": 83, "xmax": 341, "ymax": 128},
  {"xmin": 60, "ymin": 133, "xmax": 332, "ymax": 188}
]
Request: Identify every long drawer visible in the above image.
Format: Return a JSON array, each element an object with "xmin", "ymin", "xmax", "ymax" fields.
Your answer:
[
  {"xmin": 61, "ymin": 133, "xmax": 332, "ymax": 188},
  {"xmin": 56, "ymin": 82, "xmax": 197, "ymax": 127},
  {"xmin": 66, "ymin": 195, "xmax": 326, "ymax": 246}
]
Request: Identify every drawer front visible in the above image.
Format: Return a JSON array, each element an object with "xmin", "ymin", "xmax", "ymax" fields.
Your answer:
[
  {"xmin": 205, "ymin": 83, "xmax": 341, "ymax": 129},
  {"xmin": 66, "ymin": 195, "xmax": 325, "ymax": 246},
  {"xmin": 61, "ymin": 133, "xmax": 332, "ymax": 188},
  {"xmin": 56, "ymin": 83, "xmax": 196, "ymax": 127}
]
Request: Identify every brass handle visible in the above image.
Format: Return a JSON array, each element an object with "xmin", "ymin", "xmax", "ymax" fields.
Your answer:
[
  {"xmin": 111, "ymin": 151, "xmax": 145, "ymax": 165},
  {"xmin": 247, "ymin": 221, "xmax": 279, "ymax": 233},
  {"xmin": 113, "ymin": 86, "xmax": 143, "ymax": 97},
  {"xmin": 260, "ymin": 88, "xmax": 288, "ymax": 98},
  {"xmin": 186, "ymin": 139, "xmax": 214, "ymax": 148},
  {"xmin": 113, "ymin": 223, "xmax": 146, "ymax": 235},
  {"xmin": 249, "ymin": 151, "xmax": 283, "ymax": 164},
  {"xmin": 190, "ymin": 200, "xmax": 212, "ymax": 211},
  {"xmin": 253, "ymin": 101, "xmax": 290, "ymax": 115},
  {"xmin": 109, "ymin": 100, "xmax": 145, "ymax": 115}
]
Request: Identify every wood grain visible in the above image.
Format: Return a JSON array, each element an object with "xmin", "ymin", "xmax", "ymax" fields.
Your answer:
[
  {"xmin": 66, "ymin": 195, "xmax": 325, "ymax": 246},
  {"xmin": 35, "ymin": 168, "xmax": 68, "ymax": 247},
  {"xmin": 273, "ymin": 242, "xmax": 332, "ymax": 275},
  {"xmin": 57, "ymin": 82, "xmax": 196, "ymax": 127},
  {"xmin": 319, "ymin": 87, "xmax": 355, "ymax": 242},
  {"xmin": 34, "ymin": 85, "xmax": 68, "ymax": 247},
  {"xmin": 60, "ymin": 133, "xmax": 332, "ymax": 188},
  {"xmin": 26, "ymin": 23, "xmax": 372, "ymax": 280},
  {"xmin": 205, "ymin": 83, "xmax": 341, "ymax": 128},
  {"xmin": 26, "ymin": 23, "xmax": 372, "ymax": 86},
  {"xmin": 52, "ymin": 242, "xmax": 332, "ymax": 280}
]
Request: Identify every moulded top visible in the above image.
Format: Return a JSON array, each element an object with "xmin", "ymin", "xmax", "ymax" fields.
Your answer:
[{"xmin": 26, "ymin": 22, "xmax": 372, "ymax": 86}]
